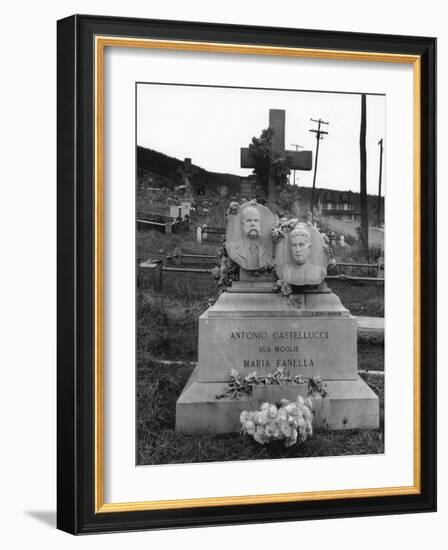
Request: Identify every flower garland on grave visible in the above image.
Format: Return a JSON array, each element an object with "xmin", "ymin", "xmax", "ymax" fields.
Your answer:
[
  {"xmin": 216, "ymin": 367, "xmax": 328, "ymax": 400},
  {"xmin": 211, "ymin": 248, "xmax": 239, "ymax": 293},
  {"xmin": 216, "ymin": 365, "xmax": 325, "ymax": 447},
  {"xmin": 240, "ymin": 396, "xmax": 313, "ymax": 447}
]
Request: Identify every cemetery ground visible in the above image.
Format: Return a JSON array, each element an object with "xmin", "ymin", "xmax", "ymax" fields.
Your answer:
[{"xmin": 137, "ymin": 229, "xmax": 384, "ymax": 465}]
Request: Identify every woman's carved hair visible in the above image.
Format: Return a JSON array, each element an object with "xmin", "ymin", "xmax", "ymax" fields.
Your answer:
[{"xmin": 290, "ymin": 224, "xmax": 311, "ymax": 244}]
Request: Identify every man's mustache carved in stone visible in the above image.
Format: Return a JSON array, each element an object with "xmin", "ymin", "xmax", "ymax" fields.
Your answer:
[{"xmin": 241, "ymin": 206, "xmax": 262, "ymax": 239}]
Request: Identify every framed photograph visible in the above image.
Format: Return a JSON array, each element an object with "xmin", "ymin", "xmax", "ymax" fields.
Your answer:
[{"xmin": 57, "ymin": 14, "xmax": 436, "ymax": 534}]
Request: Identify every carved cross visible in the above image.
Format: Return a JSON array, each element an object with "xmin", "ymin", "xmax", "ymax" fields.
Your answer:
[
  {"xmin": 240, "ymin": 109, "xmax": 312, "ymax": 204},
  {"xmin": 177, "ymin": 158, "xmax": 199, "ymax": 201}
]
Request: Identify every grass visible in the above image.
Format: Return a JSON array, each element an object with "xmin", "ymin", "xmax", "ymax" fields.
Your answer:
[
  {"xmin": 358, "ymin": 339, "xmax": 384, "ymax": 371},
  {"xmin": 137, "ymin": 227, "xmax": 221, "ymax": 264},
  {"xmin": 328, "ymin": 279, "xmax": 384, "ymax": 317},
  {"xmin": 136, "ymin": 361, "xmax": 384, "ymax": 465}
]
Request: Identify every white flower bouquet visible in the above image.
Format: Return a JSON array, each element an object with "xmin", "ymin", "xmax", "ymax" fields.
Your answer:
[{"xmin": 240, "ymin": 395, "xmax": 314, "ymax": 447}]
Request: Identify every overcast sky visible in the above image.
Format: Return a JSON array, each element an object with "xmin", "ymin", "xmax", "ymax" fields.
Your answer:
[{"xmin": 137, "ymin": 83, "xmax": 385, "ymax": 195}]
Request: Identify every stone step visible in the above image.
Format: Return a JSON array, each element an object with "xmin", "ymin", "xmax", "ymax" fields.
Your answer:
[
  {"xmin": 176, "ymin": 366, "xmax": 379, "ymax": 434},
  {"xmin": 355, "ymin": 316, "xmax": 384, "ymax": 334}
]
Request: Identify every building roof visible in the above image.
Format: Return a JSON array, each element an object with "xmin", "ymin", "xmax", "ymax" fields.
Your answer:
[{"xmin": 321, "ymin": 190, "xmax": 353, "ymax": 203}]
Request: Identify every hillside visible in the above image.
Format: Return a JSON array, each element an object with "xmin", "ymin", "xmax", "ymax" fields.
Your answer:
[
  {"xmin": 137, "ymin": 146, "xmax": 383, "ymax": 225},
  {"xmin": 137, "ymin": 146, "xmax": 242, "ymax": 192}
]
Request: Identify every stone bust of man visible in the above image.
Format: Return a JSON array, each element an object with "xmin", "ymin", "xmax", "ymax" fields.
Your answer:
[
  {"xmin": 226, "ymin": 203, "xmax": 274, "ymax": 270},
  {"xmin": 276, "ymin": 225, "xmax": 326, "ymax": 285}
]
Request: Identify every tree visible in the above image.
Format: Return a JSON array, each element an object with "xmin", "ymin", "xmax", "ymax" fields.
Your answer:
[{"xmin": 248, "ymin": 127, "xmax": 290, "ymax": 205}]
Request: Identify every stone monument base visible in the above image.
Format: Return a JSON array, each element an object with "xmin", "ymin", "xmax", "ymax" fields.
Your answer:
[
  {"xmin": 176, "ymin": 286, "xmax": 380, "ymax": 435},
  {"xmin": 176, "ymin": 365, "xmax": 379, "ymax": 434}
]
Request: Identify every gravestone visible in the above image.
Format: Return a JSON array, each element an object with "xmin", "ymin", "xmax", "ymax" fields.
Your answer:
[
  {"xmin": 177, "ymin": 157, "xmax": 198, "ymax": 202},
  {"xmin": 176, "ymin": 207, "xmax": 379, "ymax": 435},
  {"xmin": 170, "ymin": 204, "xmax": 190, "ymax": 220}
]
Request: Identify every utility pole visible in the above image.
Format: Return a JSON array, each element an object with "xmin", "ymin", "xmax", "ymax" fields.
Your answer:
[
  {"xmin": 290, "ymin": 143, "xmax": 303, "ymax": 185},
  {"xmin": 376, "ymin": 138, "xmax": 383, "ymax": 227},
  {"xmin": 309, "ymin": 118, "xmax": 329, "ymax": 212},
  {"xmin": 359, "ymin": 94, "xmax": 369, "ymax": 256}
]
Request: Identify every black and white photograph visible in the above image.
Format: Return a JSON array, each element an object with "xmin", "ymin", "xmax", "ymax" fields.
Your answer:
[{"xmin": 136, "ymin": 83, "xmax": 385, "ymax": 465}]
